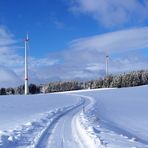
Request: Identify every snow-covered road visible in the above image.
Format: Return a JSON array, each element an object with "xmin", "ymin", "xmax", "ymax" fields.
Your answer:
[
  {"xmin": 44, "ymin": 101, "xmax": 84, "ymax": 148},
  {"xmin": 0, "ymin": 93, "xmax": 99, "ymax": 148},
  {"xmin": 34, "ymin": 94, "xmax": 99, "ymax": 148},
  {"xmin": 35, "ymin": 98, "xmax": 85, "ymax": 148}
]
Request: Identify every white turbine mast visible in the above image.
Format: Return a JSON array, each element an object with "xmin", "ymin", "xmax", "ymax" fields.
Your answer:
[
  {"xmin": 24, "ymin": 33, "xmax": 29, "ymax": 95},
  {"xmin": 105, "ymin": 54, "xmax": 109, "ymax": 77}
]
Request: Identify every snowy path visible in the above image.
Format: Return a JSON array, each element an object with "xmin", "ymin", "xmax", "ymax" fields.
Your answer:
[
  {"xmin": 34, "ymin": 94, "xmax": 100, "ymax": 148},
  {"xmin": 44, "ymin": 102, "xmax": 84, "ymax": 148},
  {"xmin": 0, "ymin": 95, "xmax": 88, "ymax": 148},
  {"xmin": 35, "ymin": 100, "xmax": 85, "ymax": 148},
  {"xmin": 0, "ymin": 93, "xmax": 100, "ymax": 148}
]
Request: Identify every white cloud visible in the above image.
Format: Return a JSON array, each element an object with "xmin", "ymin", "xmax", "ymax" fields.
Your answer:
[
  {"xmin": 49, "ymin": 15, "xmax": 65, "ymax": 29},
  {"xmin": 69, "ymin": 27, "xmax": 148, "ymax": 53},
  {"xmin": 0, "ymin": 67, "xmax": 22, "ymax": 87},
  {"xmin": 0, "ymin": 26, "xmax": 17, "ymax": 46},
  {"xmin": 0, "ymin": 27, "xmax": 23, "ymax": 87},
  {"xmin": 70, "ymin": 0, "xmax": 148, "ymax": 27},
  {"xmin": 1, "ymin": 26, "xmax": 148, "ymax": 87},
  {"xmin": 0, "ymin": 26, "xmax": 59, "ymax": 87},
  {"xmin": 46, "ymin": 27, "xmax": 148, "ymax": 80}
]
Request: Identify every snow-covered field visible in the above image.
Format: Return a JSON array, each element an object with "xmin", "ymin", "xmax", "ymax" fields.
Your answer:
[
  {"xmin": 0, "ymin": 85, "xmax": 148, "ymax": 148},
  {"xmin": 76, "ymin": 86, "xmax": 148, "ymax": 147},
  {"xmin": 0, "ymin": 94, "xmax": 82, "ymax": 147}
]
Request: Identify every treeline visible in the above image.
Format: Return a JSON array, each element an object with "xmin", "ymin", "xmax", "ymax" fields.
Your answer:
[
  {"xmin": 0, "ymin": 70, "xmax": 148, "ymax": 95},
  {"xmin": 0, "ymin": 84, "xmax": 40, "ymax": 95}
]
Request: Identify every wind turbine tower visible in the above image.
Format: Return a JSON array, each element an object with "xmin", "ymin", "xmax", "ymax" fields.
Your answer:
[
  {"xmin": 106, "ymin": 55, "xmax": 109, "ymax": 77},
  {"xmin": 24, "ymin": 33, "xmax": 29, "ymax": 95}
]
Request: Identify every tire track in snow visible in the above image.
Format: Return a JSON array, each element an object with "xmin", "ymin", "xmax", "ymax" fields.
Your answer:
[
  {"xmin": 71, "ymin": 94, "xmax": 102, "ymax": 148},
  {"xmin": 34, "ymin": 98, "xmax": 85, "ymax": 148},
  {"xmin": 73, "ymin": 94, "xmax": 148, "ymax": 148}
]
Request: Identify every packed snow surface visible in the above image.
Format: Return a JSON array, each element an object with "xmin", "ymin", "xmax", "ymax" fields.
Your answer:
[
  {"xmin": 0, "ymin": 94, "xmax": 78, "ymax": 130},
  {"xmin": 0, "ymin": 85, "xmax": 148, "ymax": 148},
  {"xmin": 74, "ymin": 86, "xmax": 148, "ymax": 147}
]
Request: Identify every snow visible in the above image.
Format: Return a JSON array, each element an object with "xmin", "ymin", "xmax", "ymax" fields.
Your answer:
[
  {"xmin": 71, "ymin": 95, "xmax": 101, "ymax": 148},
  {"xmin": 75, "ymin": 85, "xmax": 148, "ymax": 147},
  {"xmin": 0, "ymin": 93, "xmax": 80, "ymax": 147},
  {"xmin": 0, "ymin": 94, "xmax": 78, "ymax": 130},
  {"xmin": 0, "ymin": 85, "xmax": 148, "ymax": 147}
]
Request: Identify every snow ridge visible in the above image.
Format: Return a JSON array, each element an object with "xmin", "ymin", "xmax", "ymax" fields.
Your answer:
[
  {"xmin": 0, "ymin": 98, "xmax": 84, "ymax": 148},
  {"xmin": 74, "ymin": 94, "xmax": 148, "ymax": 148},
  {"xmin": 34, "ymin": 98, "xmax": 85, "ymax": 148},
  {"xmin": 71, "ymin": 94, "xmax": 103, "ymax": 148}
]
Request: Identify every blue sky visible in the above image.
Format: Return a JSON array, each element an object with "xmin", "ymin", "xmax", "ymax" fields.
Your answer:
[
  {"xmin": 0, "ymin": 0, "xmax": 105, "ymax": 57},
  {"xmin": 0, "ymin": 0, "xmax": 148, "ymax": 87}
]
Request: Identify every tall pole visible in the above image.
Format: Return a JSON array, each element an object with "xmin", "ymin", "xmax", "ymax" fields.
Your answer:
[
  {"xmin": 106, "ymin": 55, "xmax": 109, "ymax": 77},
  {"xmin": 24, "ymin": 33, "xmax": 29, "ymax": 95}
]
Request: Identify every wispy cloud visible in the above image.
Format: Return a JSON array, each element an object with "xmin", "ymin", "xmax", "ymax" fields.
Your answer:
[
  {"xmin": 69, "ymin": 0, "xmax": 148, "ymax": 27},
  {"xmin": 0, "ymin": 66, "xmax": 22, "ymax": 87},
  {"xmin": 0, "ymin": 26, "xmax": 148, "ymax": 87},
  {"xmin": 49, "ymin": 15, "xmax": 65, "ymax": 29},
  {"xmin": 69, "ymin": 27, "xmax": 148, "ymax": 53},
  {"xmin": 53, "ymin": 19, "xmax": 65, "ymax": 29},
  {"xmin": 0, "ymin": 27, "xmax": 22, "ymax": 87},
  {"xmin": 0, "ymin": 26, "xmax": 17, "ymax": 46},
  {"xmin": 0, "ymin": 26, "xmax": 59, "ymax": 87},
  {"xmin": 43, "ymin": 27, "xmax": 148, "ymax": 81}
]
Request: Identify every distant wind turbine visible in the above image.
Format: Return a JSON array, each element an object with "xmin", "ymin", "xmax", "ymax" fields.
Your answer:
[
  {"xmin": 105, "ymin": 54, "xmax": 109, "ymax": 77},
  {"xmin": 24, "ymin": 33, "xmax": 29, "ymax": 95}
]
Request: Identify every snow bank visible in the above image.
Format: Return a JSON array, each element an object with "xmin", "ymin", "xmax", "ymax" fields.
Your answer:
[
  {"xmin": 74, "ymin": 85, "xmax": 148, "ymax": 147},
  {"xmin": 0, "ymin": 94, "xmax": 78, "ymax": 130},
  {"xmin": 0, "ymin": 93, "xmax": 80, "ymax": 147},
  {"xmin": 72, "ymin": 95, "xmax": 102, "ymax": 148}
]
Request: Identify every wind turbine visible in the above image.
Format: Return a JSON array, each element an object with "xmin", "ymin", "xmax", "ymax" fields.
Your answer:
[
  {"xmin": 105, "ymin": 54, "xmax": 109, "ymax": 77},
  {"xmin": 24, "ymin": 33, "xmax": 29, "ymax": 95}
]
